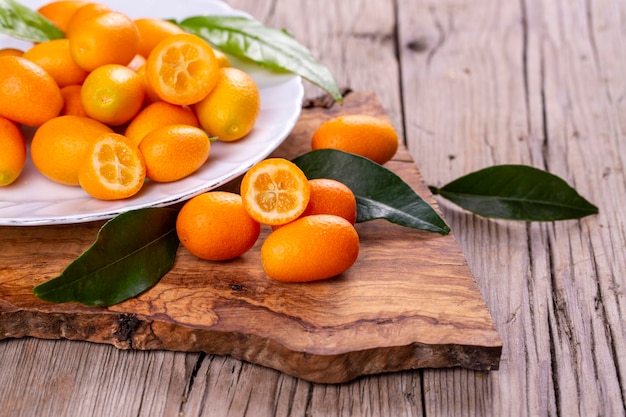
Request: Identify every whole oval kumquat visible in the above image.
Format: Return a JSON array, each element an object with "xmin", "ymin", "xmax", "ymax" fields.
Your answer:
[
  {"xmin": 68, "ymin": 10, "xmax": 139, "ymax": 71},
  {"xmin": 30, "ymin": 115, "xmax": 113, "ymax": 185},
  {"xmin": 271, "ymin": 178, "xmax": 357, "ymax": 230},
  {"xmin": 0, "ymin": 56, "xmax": 63, "ymax": 126},
  {"xmin": 23, "ymin": 38, "xmax": 88, "ymax": 87},
  {"xmin": 261, "ymin": 214, "xmax": 360, "ymax": 282},
  {"xmin": 125, "ymin": 101, "xmax": 199, "ymax": 147},
  {"xmin": 78, "ymin": 132, "xmax": 146, "ymax": 200},
  {"xmin": 139, "ymin": 125, "xmax": 211, "ymax": 182},
  {"xmin": 176, "ymin": 191, "xmax": 261, "ymax": 261},
  {"xmin": 134, "ymin": 17, "xmax": 184, "ymax": 58},
  {"xmin": 311, "ymin": 114, "xmax": 399, "ymax": 165},
  {"xmin": 80, "ymin": 64, "xmax": 145, "ymax": 126},
  {"xmin": 64, "ymin": 2, "xmax": 111, "ymax": 36},
  {"xmin": 38, "ymin": 0, "xmax": 88, "ymax": 34},
  {"xmin": 195, "ymin": 67, "xmax": 260, "ymax": 142},
  {"xmin": 0, "ymin": 117, "xmax": 27, "ymax": 186},
  {"xmin": 300, "ymin": 178, "xmax": 357, "ymax": 224},
  {"xmin": 240, "ymin": 158, "xmax": 311, "ymax": 226}
]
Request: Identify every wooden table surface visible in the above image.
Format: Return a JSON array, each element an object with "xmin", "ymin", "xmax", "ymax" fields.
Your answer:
[{"xmin": 2, "ymin": 0, "xmax": 626, "ymax": 416}]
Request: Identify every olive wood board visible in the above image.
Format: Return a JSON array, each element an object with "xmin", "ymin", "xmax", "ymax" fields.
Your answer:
[{"xmin": 0, "ymin": 92, "xmax": 502, "ymax": 384}]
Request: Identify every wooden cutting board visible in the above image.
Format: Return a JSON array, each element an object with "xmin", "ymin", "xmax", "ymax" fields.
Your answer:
[{"xmin": 0, "ymin": 92, "xmax": 501, "ymax": 384}]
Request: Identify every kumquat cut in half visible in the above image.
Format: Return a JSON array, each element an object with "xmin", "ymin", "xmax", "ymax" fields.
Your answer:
[
  {"xmin": 240, "ymin": 158, "xmax": 311, "ymax": 226},
  {"xmin": 78, "ymin": 133, "xmax": 146, "ymax": 200},
  {"xmin": 145, "ymin": 33, "xmax": 219, "ymax": 105}
]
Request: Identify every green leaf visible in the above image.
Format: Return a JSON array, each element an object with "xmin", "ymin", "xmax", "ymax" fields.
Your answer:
[
  {"xmin": 0, "ymin": 0, "xmax": 63, "ymax": 42},
  {"xmin": 177, "ymin": 15, "xmax": 343, "ymax": 103},
  {"xmin": 33, "ymin": 208, "xmax": 180, "ymax": 307},
  {"xmin": 429, "ymin": 165, "xmax": 598, "ymax": 221},
  {"xmin": 292, "ymin": 149, "xmax": 450, "ymax": 235}
]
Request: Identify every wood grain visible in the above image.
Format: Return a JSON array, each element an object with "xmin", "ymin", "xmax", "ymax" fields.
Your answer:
[
  {"xmin": 398, "ymin": 0, "xmax": 626, "ymax": 415},
  {"xmin": 0, "ymin": 92, "xmax": 501, "ymax": 385}
]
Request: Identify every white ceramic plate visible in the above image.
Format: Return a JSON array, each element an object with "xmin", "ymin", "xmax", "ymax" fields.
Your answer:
[{"xmin": 0, "ymin": 0, "xmax": 303, "ymax": 226}]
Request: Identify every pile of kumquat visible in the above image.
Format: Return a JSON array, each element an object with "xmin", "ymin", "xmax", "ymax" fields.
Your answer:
[
  {"xmin": 176, "ymin": 158, "xmax": 361, "ymax": 282},
  {"xmin": 0, "ymin": 0, "xmax": 261, "ymax": 200}
]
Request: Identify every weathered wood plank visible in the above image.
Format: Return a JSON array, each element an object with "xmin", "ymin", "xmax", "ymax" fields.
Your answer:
[
  {"xmin": 399, "ymin": 0, "xmax": 626, "ymax": 416},
  {"xmin": 0, "ymin": 337, "xmax": 195, "ymax": 417}
]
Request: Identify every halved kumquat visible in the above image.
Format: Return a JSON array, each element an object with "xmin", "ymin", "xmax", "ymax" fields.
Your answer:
[
  {"xmin": 78, "ymin": 133, "xmax": 146, "ymax": 200},
  {"xmin": 240, "ymin": 158, "xmax": 311, "ymax": 226},
  {"xmin": 145, "ymin": 33, "xmax": 219, "ymax": 105}
]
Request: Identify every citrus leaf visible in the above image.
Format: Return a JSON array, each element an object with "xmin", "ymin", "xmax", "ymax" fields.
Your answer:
[
  {"xmin": 177, "ymin": 15, "xmax": 342, "ymax": 103},
  {"xmin": 429, "ymin": 165, "xmax": 598, "ymax": 221},
  {"xmin": 33, "ymin": 208, "xmax": 180, "ymax": 307},
  {"xmin": 0, "ymin": 0, "xmax": 63, "ymax": 42},
  {"xmin": 292, "ymin": 149, "xmax": 450, "ymax": 235}
]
